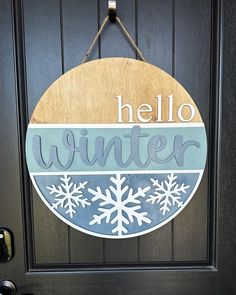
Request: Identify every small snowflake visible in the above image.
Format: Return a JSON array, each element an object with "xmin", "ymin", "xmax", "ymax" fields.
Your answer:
[
  {"xmin": 146, "ymin": 173, "xmax": 189, "ymax": 215},
  {"xmin": 88, "ymin": 174, "xmax": 151, "ymax": 237},
  {"xmin": 46, "ymin": 175, "xmax": 90, "ymax": 218}
]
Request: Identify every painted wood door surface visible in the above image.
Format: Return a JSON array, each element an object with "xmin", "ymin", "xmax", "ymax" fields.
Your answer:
[{"xmin": 0, "ymin": 0, "xmax": 235, "ymax": 294}]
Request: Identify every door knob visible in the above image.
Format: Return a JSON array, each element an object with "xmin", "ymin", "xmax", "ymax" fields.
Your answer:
[{"xmin": 0, "ymin": 280, "xmax": 16, "ymax": 295}]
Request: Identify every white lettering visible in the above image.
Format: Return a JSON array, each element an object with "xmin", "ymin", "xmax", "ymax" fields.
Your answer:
[
  {"xmin": 177, "ymin": 104, "xmax": 196, "ymax": 122},
  {"xmin": 168, "ymin": 95, "xmax": 174, "ymax": 122},
  {"xmin": 116, "ymin": 95, "xmax": 134, "ymax": 123},
  {"xmin": 137, "ymin": 104, "xmax": 152, "ymax": 123},
  {"xmin": 156, "ymin": 95, "xmax": 162, "ymax": 122}
]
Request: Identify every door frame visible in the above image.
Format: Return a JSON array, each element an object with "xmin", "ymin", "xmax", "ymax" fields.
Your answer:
[{"xmin": 2, "ymin": 0, "xmax": 236, "ymax": 293}]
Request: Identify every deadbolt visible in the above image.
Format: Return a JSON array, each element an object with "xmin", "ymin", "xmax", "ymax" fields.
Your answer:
[
  {"xmin": 0, "ymin": 229, "xmax": 14, "ymax": 262},
  {"xmin": 0, "ymin": 280, "xmax": 16, "ymax": 295}
]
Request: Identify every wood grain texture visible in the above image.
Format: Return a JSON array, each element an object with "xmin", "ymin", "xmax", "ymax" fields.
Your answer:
[{"xmin": 30, "ymin": 58, "xmax": 203, "ymax": 124}]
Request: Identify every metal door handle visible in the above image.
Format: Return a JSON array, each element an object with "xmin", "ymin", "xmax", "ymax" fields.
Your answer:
[{"xmin": 0, "ymin": 229, "xmax": 14, "ymax": 262}]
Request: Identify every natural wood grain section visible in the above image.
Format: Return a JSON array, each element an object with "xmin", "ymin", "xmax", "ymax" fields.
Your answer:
[{"xmin": 30, "ymin": 58, "xmax": 202, "ymax": 124}]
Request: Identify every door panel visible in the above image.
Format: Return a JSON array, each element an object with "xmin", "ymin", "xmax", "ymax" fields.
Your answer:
[
  {"xmin": 0, "ymin": 0, "xmax": 25, "ymax": 283},
  {"xmin": 1, "ymin": 0, "xmax": 236, "ymax": 294},
  {"xmin": 23, "ymin": 0, "xmax": 70, "ymax": 264},
  {"xmin": 173, "ymin": 0, "xmax": 210, "ymax": 261},
  {"xmin": 22, "ymin": 0, "xmax": 211, "ymax": 267},
  {"xmin": 6, "ymin": 0, "xmax": 212, "ymax": 267}
]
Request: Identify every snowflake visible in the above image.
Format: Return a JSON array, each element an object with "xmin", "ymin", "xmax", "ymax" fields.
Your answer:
[
  {"xmin": 146, "ymin": 173, "xmax": 189, "ymax": 215},
  {"xmin": 46, "ymin": 175, "xmax": 90, "ymax": 218},
  {"xmin": 88, "ymin": 174, "xmax": 151, "ymax": 237}
]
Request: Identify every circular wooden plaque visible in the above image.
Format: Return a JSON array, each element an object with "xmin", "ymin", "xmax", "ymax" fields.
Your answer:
[{"xmin": 26, "ymin": 58, "xmax": 207, "ymax": 239}]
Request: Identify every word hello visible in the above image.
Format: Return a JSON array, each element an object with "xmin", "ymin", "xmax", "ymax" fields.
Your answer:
[{"xmin": 116, "ymin": 95, "xmax": 196, "ymax": 123}]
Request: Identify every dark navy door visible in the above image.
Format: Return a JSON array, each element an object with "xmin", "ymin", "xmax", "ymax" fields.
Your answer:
[{"xmin": 0, "ymin": 0, "xmax": 235, "ymax": 294}]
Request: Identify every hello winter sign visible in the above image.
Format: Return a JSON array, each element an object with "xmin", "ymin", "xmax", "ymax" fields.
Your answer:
[{"xmin": 26, "ymin": 58, "xmax": 207, "ymax": 239}]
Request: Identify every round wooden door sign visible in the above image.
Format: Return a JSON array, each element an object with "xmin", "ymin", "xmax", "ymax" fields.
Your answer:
[{"xmin": 26, "ymin": 58, "xmax": 207, "ymax": 239}]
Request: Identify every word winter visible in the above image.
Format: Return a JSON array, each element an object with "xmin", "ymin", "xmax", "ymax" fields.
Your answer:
[{"xmin": 32, "ymin": 126, "xmax": 200, "ymax": 170}]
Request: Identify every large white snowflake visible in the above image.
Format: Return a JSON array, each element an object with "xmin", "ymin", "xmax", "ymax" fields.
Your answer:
[
  {"xmin": 88, "ymin": 174, "xmax": 151, "ymax": 237},
  {"xmin": 146, "ymin": 173, "xmax": 189, "ymax": 215},
  {"xmin": 46, "ymin": 175, "xmax": 90, "ymax": 218}
]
